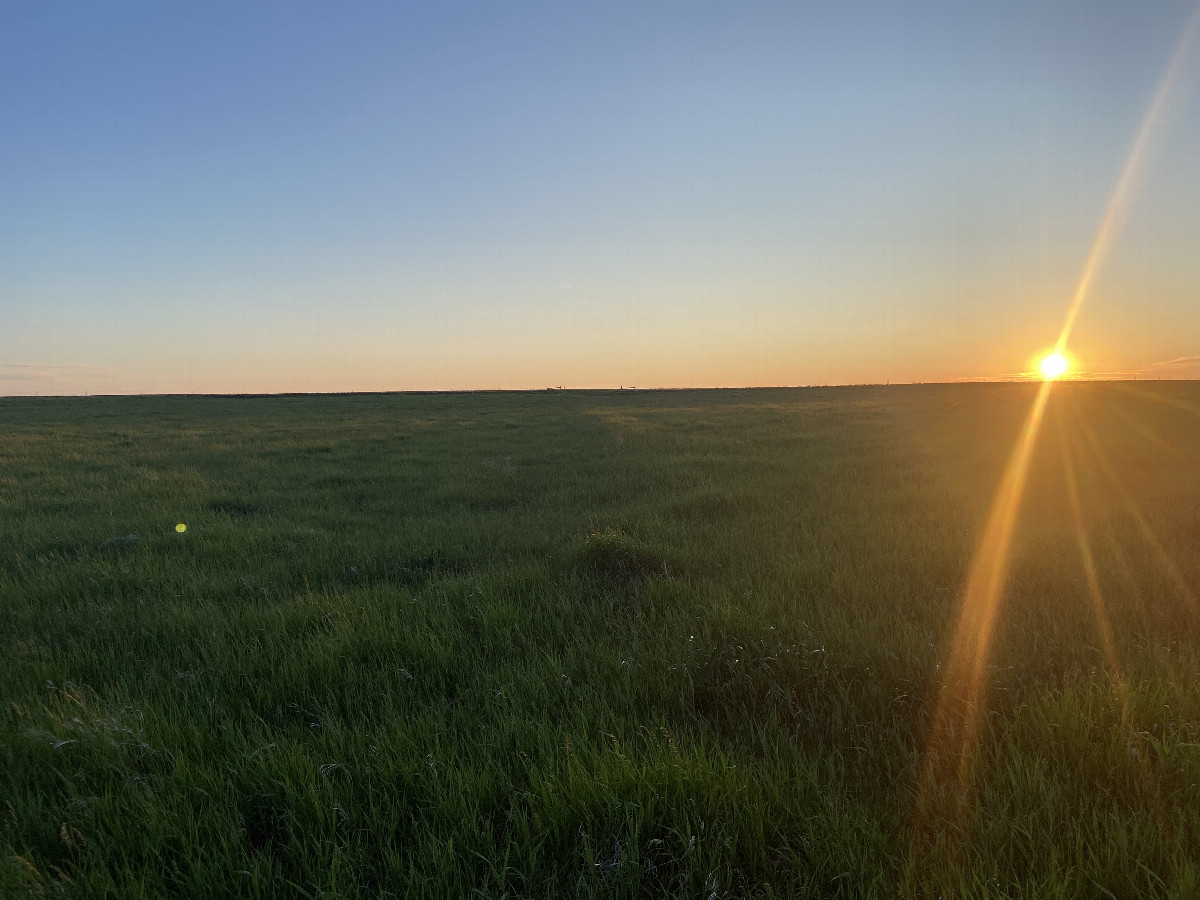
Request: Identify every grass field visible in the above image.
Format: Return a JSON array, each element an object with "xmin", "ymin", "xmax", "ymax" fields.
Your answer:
[{"xmin": 3, "ymin": 383, "xmax": 1200, "ymax": 898}]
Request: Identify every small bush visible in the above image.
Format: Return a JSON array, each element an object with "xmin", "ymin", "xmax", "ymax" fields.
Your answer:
[{"xmin": 581, "ymin": 527, "xmax": 670, "ymax": 580}]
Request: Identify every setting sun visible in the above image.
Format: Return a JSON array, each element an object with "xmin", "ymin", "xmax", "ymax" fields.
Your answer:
[{"xmin": 1039, "ymin": 353, "xmax": 1069, "ymax": 380}]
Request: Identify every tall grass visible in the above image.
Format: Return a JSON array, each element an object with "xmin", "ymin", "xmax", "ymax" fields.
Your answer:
[{"xmin": 2, "ymin": 383, "xmax": 1199, "ymax": 897}]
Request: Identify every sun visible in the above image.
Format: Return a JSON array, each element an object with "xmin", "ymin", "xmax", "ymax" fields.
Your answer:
[{"xmin": 1039, "ymin": 353, "xmax": 1069, "ymax": 380}]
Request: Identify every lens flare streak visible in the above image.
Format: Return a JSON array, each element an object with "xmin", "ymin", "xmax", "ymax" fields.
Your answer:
[
  {"xmin": 908, "ymin": 3, "xmax": 1200, "ymax": 875},
  {"xmin": 1059, "ymin": 421, "xmax": 1119, "ymax": 673},
  {"xmin": 1052, "ymin": 4, "xmax": 1200, "ymax": 359},
  {"xmin": 1075, "ymin": 416, "xmax": 1200, "ymax": 618},
  {"xmin": 1061, "ymin": 413, "xmax": 1181, "ymax": 854},
  {"xmin": 915, "ymin": 378, "xmax": 1052, "ymax": 782}
]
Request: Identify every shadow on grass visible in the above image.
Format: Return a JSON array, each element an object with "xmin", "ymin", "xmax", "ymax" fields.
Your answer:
[
  {"xmin": 335, "ymin": 549, "xmax": 468, "ymax": 591},
  {"xmin": 206, "ymin": 499, "xmax": 265, "ymax": 518}
]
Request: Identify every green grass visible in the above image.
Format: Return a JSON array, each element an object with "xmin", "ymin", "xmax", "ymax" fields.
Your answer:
[{"xmin": 2, "ymin": 383, "xmax": 1200, "ymax": 898}]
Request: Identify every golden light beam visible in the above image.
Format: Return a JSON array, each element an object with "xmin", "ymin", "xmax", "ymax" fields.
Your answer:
[
  {"xmin": 1061, "ymin": 411, "xmax": 1180, "ymax": 856},
  {"xmin": 1058, "ymin": 417, "xmax": 1120, "ymax": 675},
  {"xmin": 1106, "ymin": 399, "xmax": 1198, "ymax": 466},
  {"xmin": 906, "ymin": 379, "xmax": 1055, "ymax": 886},
  {"xmin": 1092, "ymin": 476, "xmax": 1192, "ymax": 712},
  {"xmin": 913, "ymin": 378, "xmax": 1053, "ymax": 791},
  {"xmin": 1115, "ymin": 381, "xmax": 1200, "ymax": 423},
  {"xmin": 1075, "ymin": 414, "xmax": 1200, "ymax": 619},
  {"xmin": 908, "ymin": 5, "xmax": 1200, "ymax": 876},
  {"xmin": 1072, "ymin": 399, "xmax": 1197, "ymax": 693},
  {"xmin": 1052, "ymin": 2, "xmax": 1200, "ymax": 358}
]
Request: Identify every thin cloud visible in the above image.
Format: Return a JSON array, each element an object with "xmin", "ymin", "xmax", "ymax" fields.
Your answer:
[
  {"xmin": 951, "ymin": 370, "xmax": 1140, "ymax": 383},
  {"xmin": 1139, "ymin": 356, "xmax": 1200, "ymax": 378},
  {"xmin": 1144, "ymin": 355, "xmax": 1200, "ymax": 367},
  {"xmin": 0, "ymin": 363, "xmax": 112, "ymax": 384}
]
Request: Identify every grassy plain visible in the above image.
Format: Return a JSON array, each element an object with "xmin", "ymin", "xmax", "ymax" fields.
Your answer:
[{"xmin": 3, "ymin": 383, "xmax": 1200, "ymax": 898}]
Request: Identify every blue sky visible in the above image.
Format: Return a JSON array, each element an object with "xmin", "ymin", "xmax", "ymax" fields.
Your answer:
[{"xmin": 3, "ymin": 1, "xmax": 1199, "ymax": 393}]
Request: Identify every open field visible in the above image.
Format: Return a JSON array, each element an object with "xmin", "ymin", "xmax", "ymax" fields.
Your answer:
[{"xmin": 3, "ymin": 383, "xmax": 1200, "ymax": 898}]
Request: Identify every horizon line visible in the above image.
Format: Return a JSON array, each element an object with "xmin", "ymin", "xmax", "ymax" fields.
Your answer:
[{"xmin": 2, "ymin": 376, "xmax": 1194, "ymax": 401}]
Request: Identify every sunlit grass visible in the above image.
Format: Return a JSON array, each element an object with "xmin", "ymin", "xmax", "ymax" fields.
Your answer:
[{"xmin": 2, "ymin": 384, "xmax": 1199, "ymax": 897}]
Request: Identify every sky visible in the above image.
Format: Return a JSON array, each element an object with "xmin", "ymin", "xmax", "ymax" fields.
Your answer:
[{"xmin": 2, "ymin": 1, "xmax": 1199, "ymax": 395}]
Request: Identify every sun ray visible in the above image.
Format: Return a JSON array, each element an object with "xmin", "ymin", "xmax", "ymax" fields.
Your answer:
[
  {"xmin": 1115, "ymin": 381, "xmax": 1200, "ymax": 424},
  {"xmin": 1075, "ymin": 414, "xmax": 1200, "ymax": 619},
  {"xmin": 1051, "ymin": 3, "xmax": 1200, "ymax": 359},
  {"xmin": 1062, "ymin": 412, "xmax": 1186, "ymax": 855},
  {"xmin": 906, "ymin": 377, "xmax": 1055, "ymax": 874},
  {"xmin": 1058, "ymin": 416, "xmax": 1120, "ymax": 674},
  {"xmin": 1093, "ymin": 480, "xmax": 1194, "ymax": 713},
  {"xmin": 1070, "ymin": 408, "xmax": 1193, "ymax": 706},
  {"xmin": 1106, "ymin": 399, "xmax": 1200, "ymax": 466},
  {"xmin": 906, "ymin": 7, "xmax": 1200, "ymax": 879}
]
